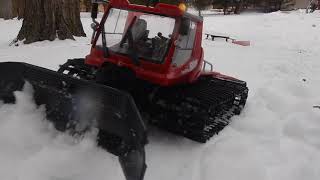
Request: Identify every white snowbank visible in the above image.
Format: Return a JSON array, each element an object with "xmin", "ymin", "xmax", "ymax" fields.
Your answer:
[
  {"xmin": 0, "ymin": 10, "xmax": 320, "ymax": 180},
  {"xmin": 0, "ymin": 83, "xmax": 123, "ymax": 180}
]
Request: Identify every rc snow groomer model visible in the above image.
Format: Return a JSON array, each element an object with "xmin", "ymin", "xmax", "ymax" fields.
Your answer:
[{"xmin": 0, "ymin": 0, "xmax": 248, "ymax": 180}]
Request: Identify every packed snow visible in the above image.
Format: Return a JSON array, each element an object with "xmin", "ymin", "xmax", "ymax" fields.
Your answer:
[{"xmin": 0, "ymin": 10, "xmax": 320, "ymax": 180}]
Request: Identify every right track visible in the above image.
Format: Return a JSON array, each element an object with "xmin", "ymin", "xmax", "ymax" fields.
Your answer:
[{"xmin": 148, "ymin": 76, "xmax": 249, "ymax": 143}]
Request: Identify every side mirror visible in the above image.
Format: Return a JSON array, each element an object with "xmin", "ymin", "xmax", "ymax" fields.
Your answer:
[
  {"xmin": 91, "ymin": 3, "xmax": 98, "ymax": 19},
  {"xmin": 179, "ymin": 18, "xmax": 190, "ymax": 35}
]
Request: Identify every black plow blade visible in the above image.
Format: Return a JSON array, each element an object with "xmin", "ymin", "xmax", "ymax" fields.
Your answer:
[{"xmin": 0, "ymin": 62, "xmax": 147, "ymax": 180}]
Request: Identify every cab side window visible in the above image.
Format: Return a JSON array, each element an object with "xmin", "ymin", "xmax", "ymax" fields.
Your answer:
[{"xmin": 172, "ymin": 19, "xmax": 197, "ymax": 67}]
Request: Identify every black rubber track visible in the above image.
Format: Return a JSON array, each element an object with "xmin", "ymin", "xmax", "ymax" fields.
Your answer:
[
  {"xmin": 58, "ymin": 58, "xmax": 249, "ymax": 143},
  {"xmin": 149, "ymin": 76, "xmax": 248, "ymax": 143}
]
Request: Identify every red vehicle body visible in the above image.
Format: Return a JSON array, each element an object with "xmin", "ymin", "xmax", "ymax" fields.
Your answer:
[{"xmin": 85, "ymin": 0, "xmax": 236, "ymax": 87}]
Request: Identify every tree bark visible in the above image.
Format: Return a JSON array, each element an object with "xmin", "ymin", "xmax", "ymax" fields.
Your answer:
[
  {"xmin": 84, "ymin": 0, "xmax": 92, "ymax": 12},
  {"xmin": 234, "ymin": 0, "xmax": 243, "ymax": 14},
  {"xmin": 0, "ymin": 0, "xmax": 14, "ymax": 19},
  {"xmin": 63, "ymin": 0, "xmax": 86, "ymax": 37},
  {"xmin": 17, "ymin": 0, "xmax": 86, "ymax": 44},
  {"xmin": 12, "ymin": 0, "xmax": 25, "ymax": 19}
]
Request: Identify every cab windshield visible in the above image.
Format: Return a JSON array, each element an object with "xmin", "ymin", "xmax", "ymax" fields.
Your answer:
[{"xmin": 98, "ymin": 8, "xmax": 176, "ymax": 63}]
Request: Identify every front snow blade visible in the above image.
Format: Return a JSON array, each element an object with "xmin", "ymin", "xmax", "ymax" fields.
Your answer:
[{"xmin": 0, "ymin": 62, "xmax": 147, "ymax": 180}]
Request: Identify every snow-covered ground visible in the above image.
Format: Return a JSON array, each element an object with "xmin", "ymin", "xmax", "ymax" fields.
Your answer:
[{"xmin": 0, "ymin": 10, "xmax": 320, "ymax": 180}]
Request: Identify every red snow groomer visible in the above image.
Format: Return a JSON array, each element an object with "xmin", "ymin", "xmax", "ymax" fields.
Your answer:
[{"xmin": 0, "ymin": 1, "xmax": 248, "ymax": 180}]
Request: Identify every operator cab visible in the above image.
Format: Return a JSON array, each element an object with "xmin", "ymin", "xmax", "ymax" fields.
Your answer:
[
  {"xmin": 100, "ymin": 8, "xmax": 175, "ymax": 63},
  {"xmin": 86, "ymin": 0, "xmax": 204, "ymax": 86}
]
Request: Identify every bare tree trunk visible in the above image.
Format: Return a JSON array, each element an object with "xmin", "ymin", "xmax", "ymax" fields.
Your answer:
[
  {"xmin": 0, "ymin": 0, "xmax": 14, "ymax": 19},
  {"xmin": 223, "ymin": 1, "xmax": 229, "ymax": 15},
  {"xmin": 12, "ymin": 0, "xmax": 25, "ymax": 19},
  {"xmin": 234, "ymin": 0, "xmax": 243, "ymax": 14},
  {"xmin": 17, "ymin": 0, "xmax": 86, "ymax": 44},
  {"xmin": 85, "ymin": 0, "xmax": 92, "ymax": 12},
  {"xmin": 0, "ymin": 0, "xmax": 24, "ymax": 19},
  {"xmin": 63, "ymin": 0, "xmax": 86, "ymax": 37}
]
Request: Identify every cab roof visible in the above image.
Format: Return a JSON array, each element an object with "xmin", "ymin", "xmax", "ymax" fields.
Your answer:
[{"xmin": 108, "ymin": 0, "xmax": 203, "ymax": 22}]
